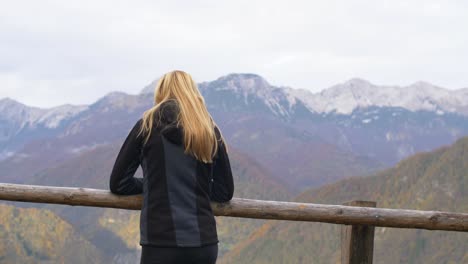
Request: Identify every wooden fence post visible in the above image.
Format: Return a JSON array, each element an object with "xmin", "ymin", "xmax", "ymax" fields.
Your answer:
[{"xmin": 341, "ymin": 200, "xmax": 376, "ymax": 264}]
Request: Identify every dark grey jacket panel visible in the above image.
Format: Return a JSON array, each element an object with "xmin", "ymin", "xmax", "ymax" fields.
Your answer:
[
  {"xmin": 109, "ymin": 99, "xmax": 234, "ymax": 247},
  {"xmin": 210, "ymin": 127, "xmax": 234, "ymax": 203}
]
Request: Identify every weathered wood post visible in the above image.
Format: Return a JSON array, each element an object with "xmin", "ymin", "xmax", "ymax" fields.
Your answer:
[{"xmin": 341, "ymin": 200, "xmax": 376, "ymax": 264}]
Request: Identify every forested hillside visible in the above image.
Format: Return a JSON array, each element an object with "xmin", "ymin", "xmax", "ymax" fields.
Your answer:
[
  {"xmin": 0, "ymin": 204, "xmax": 106, "ymax": 263},
  {"xmin": 222, "ymin": 137, "xmax": 468, "ymax": 264}
]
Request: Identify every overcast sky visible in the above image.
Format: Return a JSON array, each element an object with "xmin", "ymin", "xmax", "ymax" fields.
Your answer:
[{"xmin": 1, "ymin": 0, "xmax": 467, "ymax": 108}]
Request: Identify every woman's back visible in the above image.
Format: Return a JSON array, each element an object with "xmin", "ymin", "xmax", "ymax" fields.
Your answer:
[
  {"xmin": 109, "ymin": 70, "xmax": 234, "ymax": 263},
  {"xmin": 139, "ymin": 99, "xmax": 233, "ymax": 247}
]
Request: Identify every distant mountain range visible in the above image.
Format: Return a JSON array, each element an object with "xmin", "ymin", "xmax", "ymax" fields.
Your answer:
[
  {"xmin": 142, "ymin": 74, "xmax": 468, "ymax": 116},
  {"xmin": 290, "ymin": 78, "xmax": 468, "ymax": 115},
  {"xmin": 1, "ymin": 73, "xmax": 468, "ymax": 191},
  {"xmin": 0, "ymin": 73, "xmax": 467, "ymax": 263}
]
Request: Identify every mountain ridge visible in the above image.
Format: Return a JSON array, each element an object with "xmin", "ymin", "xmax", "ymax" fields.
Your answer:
[
  {"xmin": 2, "ymin": 73, "xmax": 468, "ymax": 190},
  {"xmin": 140, "ymin": 73, "xmax": 468, "ymax": 116},
  {"xmin": 3, "ymin": 73, "xmax": 467, "ymax": 125}
]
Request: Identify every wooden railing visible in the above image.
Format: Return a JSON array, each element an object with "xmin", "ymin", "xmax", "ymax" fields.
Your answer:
[{"xmin": 0, "ymin": 183, "xmax": 467, "ymax": 263}]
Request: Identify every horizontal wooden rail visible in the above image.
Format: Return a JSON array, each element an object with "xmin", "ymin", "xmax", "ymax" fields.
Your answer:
[{"xmin": 0, "ymin": 183, "xmax": 467, "ymax": 232}]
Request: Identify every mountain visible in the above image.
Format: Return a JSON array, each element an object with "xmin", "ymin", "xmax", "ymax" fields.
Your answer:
[
  {"xmin": 2, "ymin": 73, "xmax": 468, "ymax": 191},
  {"xmin": 221, "ymin": 136, "xmax": 468, "ymax": 264},
  {"xmin": 142, "ymin": 74, "xmax": 468, "ymax": 117},
  {"xmin": 1, "ymin": 73, "xmax": 467, "ymax": 262},
  {"xmin": 196, "ymin": 74, "xmax": 384, "ymax": 189},
  {"xmin": 311, "ymin": 106, "xmax": 468, "ymax": 164},
  {"xmin": 142, "ymin": 73, "xmax": 312, "ymax": 120},
  {"xmin": 198, "ymin": 73, "xmax": 313, "ymax": 120},
  {"xmin": 0, "ymin": 75, "xmax": 382, "ymax": 192},
  {"xmin": 289, "ymin": 78, "xmax": 468, "ymax": 115},
  {"xmin": 0, "ymin": 203, "xmax": 107, "ymax": 263},
  {"xmin": 0, "ymin": 97, "xmax": 88, "ymax": 160},
  {"xmin": 0, "ymin": 97, "xmax": 88, "ymax": 130},
  {"xmin": 189, "ymin": 74, "xmax": 467, "ymax": 189},
  {"xmin": 0, "ymin": 92, "xmax": 150, "ymax": 183}
]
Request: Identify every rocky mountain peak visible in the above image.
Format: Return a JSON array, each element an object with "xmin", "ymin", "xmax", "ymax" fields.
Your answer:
[{"xmin": 203, "ymin": 73, "xmax": 272, "ymax": 94}]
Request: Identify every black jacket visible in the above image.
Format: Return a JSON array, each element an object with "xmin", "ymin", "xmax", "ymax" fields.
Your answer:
[{"xmin": 109, "ymin": 99, "xmax": 234, "ymax": 247}]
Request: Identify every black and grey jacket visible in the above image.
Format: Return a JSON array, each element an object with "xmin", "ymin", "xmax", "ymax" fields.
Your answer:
[{"xmin": 109, "ymin": 99, "xmax": 234, "ymax": 247}]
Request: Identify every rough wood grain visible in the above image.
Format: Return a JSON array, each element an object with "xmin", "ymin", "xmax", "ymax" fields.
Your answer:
[
  {"xmin": 0, "ymin": 183, "xmax": 467, "ymax": 232},
  {"xmin": 341, "ymin": 201, "xmax": 376, "ymax": 264}
]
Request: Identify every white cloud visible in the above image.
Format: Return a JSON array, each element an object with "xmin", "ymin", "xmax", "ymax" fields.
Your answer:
[{"xmin": 0, "ymin": 0, "xmax": 467, "ymax": 108}]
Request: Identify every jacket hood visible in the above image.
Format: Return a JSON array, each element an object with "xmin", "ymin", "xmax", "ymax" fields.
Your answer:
[{"xmin": 156, "ymin": 99, "xmax": 184, "ymax": 145}]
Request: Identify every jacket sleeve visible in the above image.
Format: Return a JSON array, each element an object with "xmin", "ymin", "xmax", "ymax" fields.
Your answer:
[
  {"xmin": 109, "ymin": 118, "xmax": 144, "ymax": 195},
  {"xmin": 210, "ymin": 126, "xmax": 234, "ymax": 202}
]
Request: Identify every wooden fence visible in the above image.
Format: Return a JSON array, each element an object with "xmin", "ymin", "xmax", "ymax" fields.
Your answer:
[{"xmin": 0, "ymin": 183, "xmax": 467, "ymax": 264}]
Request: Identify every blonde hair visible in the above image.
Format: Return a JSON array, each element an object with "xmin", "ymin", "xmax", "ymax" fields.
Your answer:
[{"xmin": 137, "ymin": 70, "xmax": 226, "ymax": 163}]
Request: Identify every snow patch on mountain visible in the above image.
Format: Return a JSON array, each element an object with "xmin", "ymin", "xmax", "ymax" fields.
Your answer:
[
  {"xmin": 199, "ymin": 73, "xmax": 303, "ymax": 118},
  {"xmin": 37, "ymin": 104, "xmax": 88, "ymax": 128},
  {"xmin": 141, "ymin": 73, "xmax": 468, "ymax": 117},
  {"xmin": 0, "ymin": 97, "xmax": 88, "ymax": 129},
  {"xmin": 290, "ymin": 78, "xmax": 468, "ymax": 115},
  {"xmin": 68, "ymin": 142, "xmax": 108, "ymax": 155}
]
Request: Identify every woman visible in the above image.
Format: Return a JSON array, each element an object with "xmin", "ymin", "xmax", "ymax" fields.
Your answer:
[{"xmin": 109, "ymin": 70, "xmax": 234, "ymax": 264}]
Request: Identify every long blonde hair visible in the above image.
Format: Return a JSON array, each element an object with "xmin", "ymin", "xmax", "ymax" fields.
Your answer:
[{"xmin": 137, "ymin": 70, "xmax": 226, "ymax": 163}]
